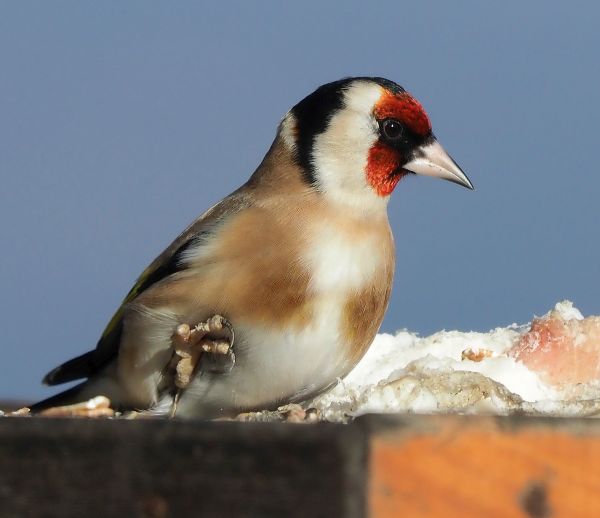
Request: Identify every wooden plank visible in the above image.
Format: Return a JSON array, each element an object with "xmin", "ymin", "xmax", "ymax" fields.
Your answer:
[
  {"xmin": 368, "ymin": 415, "xmax": 600, "ymax": 518},
  {"xmin": 0, "ymin": 418, "xmax": 366, "ymax": 518},
  {"xmin": 2, "ymin": 414, "xmax": 600, "ymax": 517}
]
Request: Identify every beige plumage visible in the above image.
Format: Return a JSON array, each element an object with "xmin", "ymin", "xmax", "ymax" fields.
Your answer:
[{"xmin": 34, "ymin": 77, "xmax": 471, "ymax": 417}]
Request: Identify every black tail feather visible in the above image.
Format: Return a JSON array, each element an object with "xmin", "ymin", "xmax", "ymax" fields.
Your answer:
[{"xmin": 42, "ymin": 351, "xmax": 96, "ymax": 386}]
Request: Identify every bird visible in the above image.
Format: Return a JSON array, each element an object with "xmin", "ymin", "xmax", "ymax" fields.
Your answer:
[{"xmin": 32, "ymin": 76, "xmax": 473, "ymax": 418}]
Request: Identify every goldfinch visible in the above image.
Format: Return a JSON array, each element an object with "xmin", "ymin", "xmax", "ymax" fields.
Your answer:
[{"xmin": 34, "ymin": 77, "xmax": 473, "ymax": 417}]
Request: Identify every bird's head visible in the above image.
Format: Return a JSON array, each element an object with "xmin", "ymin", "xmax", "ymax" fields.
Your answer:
[{"xmin": 279, "ymin": 77, "xmax": 473, "ymax": 211}]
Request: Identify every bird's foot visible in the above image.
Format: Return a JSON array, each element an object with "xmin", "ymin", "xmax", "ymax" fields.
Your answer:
[
  {"xmin": 169, "ymin": 314, "xmax": 235, "ymax": 417},
  {"xmin": 172, "ymin": 315, "xmax": 236, "ymax": 384}
]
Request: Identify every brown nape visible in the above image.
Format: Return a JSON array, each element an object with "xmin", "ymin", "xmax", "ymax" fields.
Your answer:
[{"xmin": 245, "ymin": 135, "xmax": 313, "ymax": 194}]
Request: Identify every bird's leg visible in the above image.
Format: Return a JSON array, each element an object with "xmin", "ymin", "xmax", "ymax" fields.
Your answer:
[{"xmin": 169, "ymin": 315, "xmax": 235, "ymax": 418}]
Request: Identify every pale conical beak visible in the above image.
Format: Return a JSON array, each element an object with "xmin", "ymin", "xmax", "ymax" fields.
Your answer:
[{"xmin": 403, "ymin": 139, "xmax": 474, "ymax": 190}]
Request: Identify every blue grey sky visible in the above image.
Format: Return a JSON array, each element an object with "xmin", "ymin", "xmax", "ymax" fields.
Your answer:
[{"xmin": 1, "ymin": 2, "xmax": 599, "ymax": 401}]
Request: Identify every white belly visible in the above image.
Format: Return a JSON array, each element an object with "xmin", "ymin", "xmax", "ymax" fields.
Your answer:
[{"xmin": 174, "ymin": 297, "xmax": 352, "ymax": 417}]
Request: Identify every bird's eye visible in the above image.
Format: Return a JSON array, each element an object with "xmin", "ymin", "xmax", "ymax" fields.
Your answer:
[{"xmin": 381, "ymin": 119, "xmax": 404, "ymax": 140}]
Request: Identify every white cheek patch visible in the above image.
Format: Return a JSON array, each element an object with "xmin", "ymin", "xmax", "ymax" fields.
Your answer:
[{"xmin": 311, "ymin": 82, "xmax": 389, "ymax": 212}]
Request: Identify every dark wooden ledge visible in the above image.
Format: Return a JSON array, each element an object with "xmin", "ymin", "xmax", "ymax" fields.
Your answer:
[{"xmin": 1, "ymin": 415, "xmax": 600, "ymax": 517}]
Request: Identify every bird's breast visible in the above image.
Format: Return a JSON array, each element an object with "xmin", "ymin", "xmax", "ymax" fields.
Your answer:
[
  {"xmin": 302, "ymin": 219, "xmax": 395, "ymax": 365},
  {"xmin": 178, "ymin": 211, "xmax": 395, "ymax": 413},
  {"xmin": 304, "ymin": 221, "xmax": 390, "ymax": 294},
  {"xmin": 236, "ymin": 219, "xmax": 394, "ymax": 398}
]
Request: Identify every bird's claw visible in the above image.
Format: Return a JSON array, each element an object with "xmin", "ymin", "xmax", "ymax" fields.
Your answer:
[{"xmin": 169, "ymin": 314, "xmax": 235, "ymax": 417}]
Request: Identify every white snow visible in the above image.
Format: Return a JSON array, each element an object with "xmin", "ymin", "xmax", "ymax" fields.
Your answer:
[
  {"xmin": 552, "ymin": 300, "xmax": 584, "ymax": 321},
  {"xmin": 309, "ymin": 301, "xmax": 600, "ymax": 421}
]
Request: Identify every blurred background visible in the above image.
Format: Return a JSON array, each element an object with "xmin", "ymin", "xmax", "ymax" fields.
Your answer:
[{"xmin": 1, "ymin": 2, "xmax": 598, "ymax": 401}]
